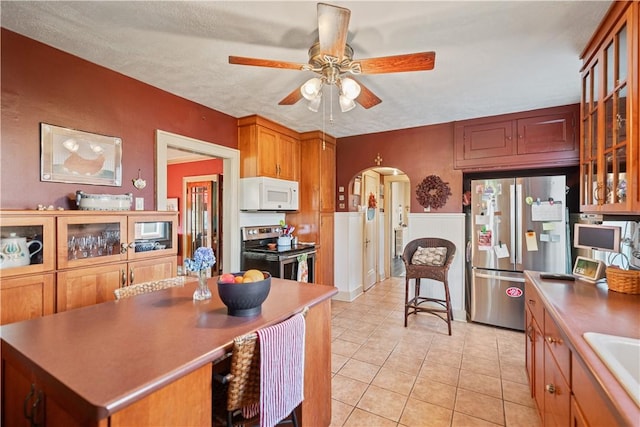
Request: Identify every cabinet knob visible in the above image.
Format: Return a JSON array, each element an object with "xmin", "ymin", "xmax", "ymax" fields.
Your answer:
[
  {"xmin": 545, "ymin": 383, "xmax": 556, "ymax": 394},
  {"xmin": 120, "ymin": 243, "xmax": 129, "ymax": 254},
  {"xmin": 546, "ymin": 336, "xmax": 559, "ymax": 344}
]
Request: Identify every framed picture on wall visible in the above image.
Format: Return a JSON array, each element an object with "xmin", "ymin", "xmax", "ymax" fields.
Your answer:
[
  {"xmin": 40, "ymin": 123, "xmax": 123, "ymax": 186},
  {"xmin": 166, "ymin": 198, "xmax": 179, "ymax": 212}
]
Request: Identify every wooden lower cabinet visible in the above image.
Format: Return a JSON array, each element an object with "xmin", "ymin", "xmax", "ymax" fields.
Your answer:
[
  {"xmin": 0, "ymin": 273, "xmax": 55, "ymax": 325},
  {"xmin": 128, "ymin": 256, "xmax": 176, "ymax": 285},
  {"xmin": 525, "ymin": 275, "xmax": 629, "ymax": 426},
  {"xmin": 57, "ymin": 256, "xmax": 176, "ymax": 312},
  {"xmin": 2, "ymin": 358, "xmax": 81, "ymax": 427},
  {"xmin": 110, "ymin": 364, "xmax": 211, "ymax": 426},
  {"xmin": 525, "ymin": 306, "xmax": 545, "ymax": 417},
  {"xmin": 570, "ymin": 395, "xmax": 589, "ymax": 427},
  {"xmin": 571, "ymin": 355, "xmax": 619, "ymax": 427},
  {"xmin": 2, "ymin": 353, "xmax": 210, "ymax": 427},
  {"xmin": 57, "ymin": 263, "xmax": 125, "ymax": 312},
  {"xmin": 543, "ymin": 349, "xmax": 571, "ymax": 426}
]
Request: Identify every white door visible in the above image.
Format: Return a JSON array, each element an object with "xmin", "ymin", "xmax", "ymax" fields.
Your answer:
[{"xmin": 362, "ymin": 171, "xmax": 379, "ymax": 291}]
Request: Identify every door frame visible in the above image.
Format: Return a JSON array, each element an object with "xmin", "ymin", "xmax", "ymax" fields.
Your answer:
[{"xmin": 155, "ymin": 130, "xmax": 240, "ymax": 272}]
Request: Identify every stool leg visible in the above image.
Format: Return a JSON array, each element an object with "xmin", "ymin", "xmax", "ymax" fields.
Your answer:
[
  {"xmin": 444, "ymin": 279, "xmax": 452, "ymax": 336},
  {"xmin": 404, "ymin": 276, "xmax": 410, "ymax": 327}
]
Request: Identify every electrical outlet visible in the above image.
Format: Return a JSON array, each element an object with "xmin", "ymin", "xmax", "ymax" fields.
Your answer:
[{"xmin": 135, "ymin": 197, "xmax": 144, "ymax": 210}]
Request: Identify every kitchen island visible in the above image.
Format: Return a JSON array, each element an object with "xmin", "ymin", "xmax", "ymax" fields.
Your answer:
[
  {"xmin": 524, "ymin": 271, "xmax": 640, "ymax": 426},
  {"xmin": 1, "ymin": 277, "xmax": 337, "ymax": 426}
]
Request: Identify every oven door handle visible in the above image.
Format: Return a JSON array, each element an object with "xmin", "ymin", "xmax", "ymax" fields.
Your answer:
[{"xmin": 280, "ymin": 250, "xmax": 316, "ymax": 260}]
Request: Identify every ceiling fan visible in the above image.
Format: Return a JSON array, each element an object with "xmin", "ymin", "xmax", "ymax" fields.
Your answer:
[{"xmin": 229, "ymin": 2, "xmax": 436, "ymax": 112}]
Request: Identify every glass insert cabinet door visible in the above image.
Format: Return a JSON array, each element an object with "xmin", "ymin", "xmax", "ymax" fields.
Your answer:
[
  {"xmin": 128, "ymin": 214, "xmax": 177, "ymax": 259},
  {"xmin": 57, "ymin": 215, "xmax": 128, "ymax": 269},
  {"xmin": 580, "ymin": 13, "xmax": 631, "ymax": 212},
  {"xmin": 0, "ymin": 215, "xmax": 55, "ymax": 277}
]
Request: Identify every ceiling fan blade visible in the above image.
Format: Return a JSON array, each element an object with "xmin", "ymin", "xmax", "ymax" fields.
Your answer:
[
  {"xmin": 356, "ymin": 51, "xmax": 436, "ymax": 74},
  {"xmin": 317, "ymin": 3, "xmax": 350, "ymax": 60},
  {"xmin": 229, "ymin": 56, "xmax": 306, "ymax": 71},
  {"xmin": 353, "ymin": 79, "xmax": 382, "ymax": 109},
  {"xmin": 278, "ymin": 85, "xmax": 304, "ymax": 105}
]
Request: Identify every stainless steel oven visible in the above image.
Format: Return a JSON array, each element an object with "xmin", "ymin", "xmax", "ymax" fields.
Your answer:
[{"xmin": 240, "ymin": 225, "xmax": 316, "ymax": 282}]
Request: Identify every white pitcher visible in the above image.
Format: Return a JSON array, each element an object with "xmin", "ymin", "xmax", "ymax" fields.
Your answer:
[{"xmin": 0, "ymin": 233, "xmax": 43, "ymax": 269}]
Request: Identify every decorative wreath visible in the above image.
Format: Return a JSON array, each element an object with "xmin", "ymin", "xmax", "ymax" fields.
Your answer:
[
  {"xmin": 368, "ymin": 192, "xmax": 377, "ymax": 209},
  {"xmin": 416, "ymin": 175, "xmax": 452, "ymax": 210}
]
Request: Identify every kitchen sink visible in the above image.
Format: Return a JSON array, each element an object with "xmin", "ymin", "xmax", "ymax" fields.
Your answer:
[{"xmin": 583, "ymin": 332, "xmax": 640, "ymax": 407}]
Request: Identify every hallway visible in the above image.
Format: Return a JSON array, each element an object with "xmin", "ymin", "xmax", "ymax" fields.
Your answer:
[{"xmin": 330, "ymin": 277, "xmax": 540, "ymax": 427}]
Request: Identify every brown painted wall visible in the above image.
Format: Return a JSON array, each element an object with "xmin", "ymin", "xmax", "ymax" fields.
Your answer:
[
  {"xmin": 0, "ymin": 29, "xmax": 237, "ymax": 210},
  {"xmin": 337, "ymin": 122, "xmax": 462, "ymax": 213}
]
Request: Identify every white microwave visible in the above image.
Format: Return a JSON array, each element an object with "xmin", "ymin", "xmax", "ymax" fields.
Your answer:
[{"xmin": 240, "ymin": 177, "xmax": 299, "ymax": 211}]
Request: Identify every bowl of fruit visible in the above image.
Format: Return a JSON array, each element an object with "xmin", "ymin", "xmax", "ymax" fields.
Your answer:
[{"xmin": 217, "ymin": 270, "xmax": 271, "ymax": 317}]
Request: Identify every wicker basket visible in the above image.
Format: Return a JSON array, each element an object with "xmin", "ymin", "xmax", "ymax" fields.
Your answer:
[{"xmin": 606, "ymin": 267, "xmax": 640, "ymax": 294}]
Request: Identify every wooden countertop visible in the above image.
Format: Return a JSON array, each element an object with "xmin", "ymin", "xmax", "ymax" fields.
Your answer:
[
  {"xmin": 0, "ymin": 278, "xmax": 337, "ymax": 421},
  {"xmin": 524, "ymin": 271, "xmax": 640, "ymax": 425}
]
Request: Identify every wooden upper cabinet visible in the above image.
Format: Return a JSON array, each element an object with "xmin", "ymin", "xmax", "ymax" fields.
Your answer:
[
  {"xmin": 579, "ymin": 1, "xmax": 639, "ymax": 214},
  {"xmin": 516, "ymin": 109, "xmax": 577, "ymax": 155},
  {"xmin": 454, "ymin": 104, "xmax": 579, "ymax": 171},
  {"xmin": 238, "ymin": 115, "xmax": 300, "ymax": 181},
  {"xmin": 455, "ymin": 119, "xmax": 515, "ymax": 162}
]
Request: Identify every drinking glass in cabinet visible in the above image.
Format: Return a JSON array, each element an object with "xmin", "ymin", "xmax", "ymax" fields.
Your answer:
[{"xmin": 66, "ymin": 224, "xmax": 121, "ymax": 260}]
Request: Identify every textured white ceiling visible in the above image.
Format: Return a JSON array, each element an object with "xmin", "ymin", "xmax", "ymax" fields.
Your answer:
[{"xmin": 1, "ymin": 1, "xmax": 611, "ymax": 138}]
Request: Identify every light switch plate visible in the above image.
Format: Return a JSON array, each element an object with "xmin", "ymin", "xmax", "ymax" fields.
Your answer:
[{"xmin": 135, "ymin": 197, "xmax": 144, "ymax": 210}]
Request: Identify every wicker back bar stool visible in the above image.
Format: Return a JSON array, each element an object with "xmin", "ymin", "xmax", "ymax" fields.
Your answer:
[
  {"xmin": 402, "ymin": 238, "xmax": 456, "ymax": 335},
  {"xmin": 113, "ymin": 277, "xmax": 184, "ymax": 300}
]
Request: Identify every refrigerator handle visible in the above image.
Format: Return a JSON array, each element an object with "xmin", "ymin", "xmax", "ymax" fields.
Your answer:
[
  {"xmin": 475, "ymin": 272, "xmax": 525, "ymax": 283},
  {"xmin": 516, "ymin": 183, "xmax": 523, "ymax": 265},
  {"xmin": 510, "ymin": 184, "xmax": 516, "ymax": 264}
]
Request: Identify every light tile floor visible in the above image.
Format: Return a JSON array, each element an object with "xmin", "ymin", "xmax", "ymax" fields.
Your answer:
[{"xmin": 329, "ymin": 277, "xmax": 542, "ymax": 427}]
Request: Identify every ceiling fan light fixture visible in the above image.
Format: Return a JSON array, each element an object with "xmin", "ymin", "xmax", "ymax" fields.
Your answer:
[
  {"xmin": 339, "ymin": 94, "xmax": 356, "ymax": 112},
  {"xmin": 307, "ymin": 93, "xmax": 322, "ymax": 112},
  {"xmin": 301, "ymin": 77, "xmax": 323, "ymax": 100},
  {"xmin": 340, "ymin": 77, "xmax": 361, "ymax": 100}
]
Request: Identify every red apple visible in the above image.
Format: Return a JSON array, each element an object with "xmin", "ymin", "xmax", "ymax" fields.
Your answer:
[{"xmin": 219, "ymin": 273, "xmax": 236, "ymax": 284}]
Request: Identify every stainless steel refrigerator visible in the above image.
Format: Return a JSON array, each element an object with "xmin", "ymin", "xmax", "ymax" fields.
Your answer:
[{"xmin": 469, "ymin": 175, "xmax": 569, "ymax": 330}]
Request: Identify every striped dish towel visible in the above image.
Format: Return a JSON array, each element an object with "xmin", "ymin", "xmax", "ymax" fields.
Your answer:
[{"xmin": 257, "ymin": 313, "xmax": 306, "ymax": 427}]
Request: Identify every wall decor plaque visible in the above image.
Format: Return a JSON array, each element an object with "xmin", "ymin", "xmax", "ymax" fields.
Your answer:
[{"xmin": 40, "ymin": 123, "xmax": 122, "ymax": 186}]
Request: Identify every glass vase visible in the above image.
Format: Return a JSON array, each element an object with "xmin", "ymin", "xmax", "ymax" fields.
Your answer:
[{"xmin": 193, "ymin": 270, "xmax": 212, "ymax": 301}]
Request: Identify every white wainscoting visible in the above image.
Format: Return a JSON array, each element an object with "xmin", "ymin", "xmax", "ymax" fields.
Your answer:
[
  {"xmin": 333, "ymin": 212, "xmax": 467, "ymax": 322},
  {"xmin": 333, "ymin": 212, "xmax": 364, "ymax": 301}
]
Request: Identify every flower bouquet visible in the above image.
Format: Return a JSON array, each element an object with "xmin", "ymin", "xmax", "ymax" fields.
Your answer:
[{"xmin": 184, "ymin": 247, "xmax": 216, "ymax": 300}]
